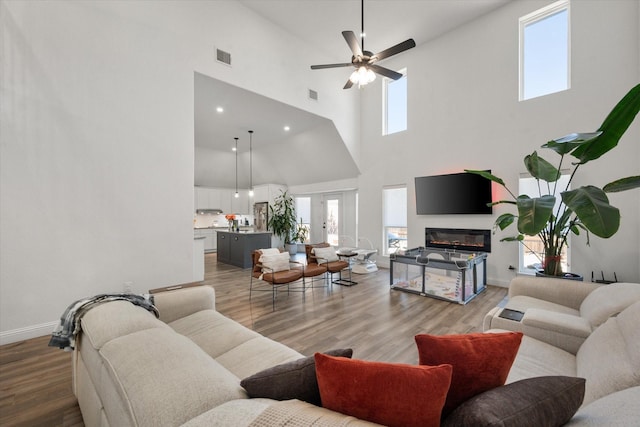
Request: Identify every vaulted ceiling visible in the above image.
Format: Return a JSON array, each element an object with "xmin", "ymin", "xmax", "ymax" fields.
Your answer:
[{"xmin": 194, "ymin": 0, "xmax": 512, "ymax": 189}]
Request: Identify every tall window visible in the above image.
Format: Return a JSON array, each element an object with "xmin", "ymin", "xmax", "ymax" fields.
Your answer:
[
  {"xmin": 519, "ymin": 0, "xmax": 570, "ymax": 101},
  {"xmin": 383, "ymin": 69, "xmax": 407, "ymax": 135},
  {"xmin": 294, "ymin": 196, "xmax": 311, "ymax": 243},
  {"xmin": 383, "ymin": 186, "xmax": 407, "ymax": 255},
  {"xmin": 518, "ymin": 173, "xmax": 571, "ymax": 274}
]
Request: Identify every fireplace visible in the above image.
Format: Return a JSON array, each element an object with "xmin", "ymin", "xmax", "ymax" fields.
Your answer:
[{"xmin": 425, "ymin": 228, "xmax": 491, "ymax": 253}]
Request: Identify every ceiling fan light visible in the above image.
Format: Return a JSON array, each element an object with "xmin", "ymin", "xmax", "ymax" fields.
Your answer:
[
  {"xmin": 365, "ymin": 68, "xmax": 376, "ymax": 83},
  {"xmin": 349, "ymin": 69, "xmax": 360, "ymax": 84}
]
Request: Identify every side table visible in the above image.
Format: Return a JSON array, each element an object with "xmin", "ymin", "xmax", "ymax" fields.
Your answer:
[{"xmin": 333, "ymin": 251, "xmax": 358, "ymax": 286}]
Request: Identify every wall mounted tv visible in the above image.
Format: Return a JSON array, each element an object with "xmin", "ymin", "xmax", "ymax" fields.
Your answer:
[{"xmin": 415, "ymin": 171, "xmax": 493, "ymax": 215}]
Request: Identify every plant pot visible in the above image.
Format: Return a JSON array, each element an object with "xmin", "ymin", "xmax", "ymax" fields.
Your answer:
[
  {"xmin": 285, "ymin": 243, "xmax": 297, "ymax": 255},
  {"xmin": 536, "ymin": 271, "xmax": 584, "ymax": 281}
]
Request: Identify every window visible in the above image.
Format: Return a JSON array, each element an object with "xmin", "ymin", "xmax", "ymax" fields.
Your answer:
[
  {"xmin": 519, "ymin": 0, "xmax": 570, "ymax": 101},
  {"xmin": 383, "ymin": 69, "xmax": 407, "ymax": 135},
  {"xmin": 294, "ymin": 196, "xmax": 311, "ymax": 243},
  {"xmin": 518, "ymin": 173, "xmax": 571, "ymax": 274},
  {"xmin": 383, "ymin": 186, "xmax": 407, "ymax": 255}
]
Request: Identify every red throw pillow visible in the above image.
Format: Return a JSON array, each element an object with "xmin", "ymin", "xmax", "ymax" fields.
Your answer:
[
  {"xmin": 315, "ymin": 353, "xmax": 452, "ymax": 427},
  {"xmin": 415, "ymin": 331, "xmax": 523, "ymax": 417}
]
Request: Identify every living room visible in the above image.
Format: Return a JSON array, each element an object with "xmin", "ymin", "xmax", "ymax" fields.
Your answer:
[{"xmin": 1, "ymin": 0, "xmax": 639, "ymax": 425}]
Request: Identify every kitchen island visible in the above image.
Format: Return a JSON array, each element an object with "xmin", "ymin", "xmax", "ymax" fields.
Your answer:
[{"xmin": 216, "ymin": 231, "xmax": 272, "ymax": 268}]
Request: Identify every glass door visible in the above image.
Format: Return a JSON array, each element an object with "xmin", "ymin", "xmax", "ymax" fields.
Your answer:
[{"xmin": 323, "ymin": 194, "xmax": 342, "ymax": 246}]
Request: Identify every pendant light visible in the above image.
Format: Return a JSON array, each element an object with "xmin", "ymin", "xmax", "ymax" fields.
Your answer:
[
  {"xmin": 248, "ymin": 130, "xmax": 254, "ymax": 197},
  {"xmin": 234, "ymin": 137, "xmax": 239, "ymax": 198}
]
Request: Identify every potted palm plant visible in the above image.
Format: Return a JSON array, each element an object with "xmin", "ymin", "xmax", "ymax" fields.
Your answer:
[
  {"xmin": 267, "ymin": 190, "xmax": 298, "ymax": 254},
  {"xmin": 468, "ymin": 83, "xmax": 640, "ymax": 277}
]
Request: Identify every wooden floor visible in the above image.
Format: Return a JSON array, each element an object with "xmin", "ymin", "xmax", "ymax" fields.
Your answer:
[{"xmin": 0, "ymin": 253, "xmax": 507, "ymax": 426}]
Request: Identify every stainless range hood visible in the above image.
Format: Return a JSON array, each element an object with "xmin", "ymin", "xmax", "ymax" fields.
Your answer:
[{"xmin": 196, "ymin": 209, "xmax": 223, "ymax": 215}]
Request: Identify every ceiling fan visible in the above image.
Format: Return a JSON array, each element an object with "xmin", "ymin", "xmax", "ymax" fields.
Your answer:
[{"xmin": 310, "ymin": 0, "xmax": 416, "ymax": 89}]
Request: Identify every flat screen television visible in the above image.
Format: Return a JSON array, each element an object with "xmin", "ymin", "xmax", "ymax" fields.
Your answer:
[{"xmin": 415, "ymin": 171, "xmax": 492, "ymax": 215}]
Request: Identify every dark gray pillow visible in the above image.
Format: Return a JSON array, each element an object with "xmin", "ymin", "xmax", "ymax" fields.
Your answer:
[
  {"xmin": 240, "ymin": 348, "xmax": 353, "ymax": 406},
  {"xmin": 442, "ymin": 376, "xmax": 585, "ymax": 427}
]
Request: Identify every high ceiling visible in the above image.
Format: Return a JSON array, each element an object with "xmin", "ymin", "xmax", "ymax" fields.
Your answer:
[
  {"xmin": 239, "ymin": 0, "xmax": 511, "ymax": 61},
  {"xmin": 195, "ymin": 0, "xmax": 512, "ymax": 188}
]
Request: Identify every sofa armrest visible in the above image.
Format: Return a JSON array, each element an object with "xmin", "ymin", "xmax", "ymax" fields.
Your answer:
[
  {"xmin": 522, "ymin": 308, "xmax": 592, "ymax": 338},
  {"xmin": 152, "ymin": 285, "xmax": 216, "ymax": 323},
  {"xmin": 508, "ymin": 276, "xmax": 601, "ymax": 310},
  {"xmin": 483, "ymin": 306, "xmax": 502, "ymax": 331}
]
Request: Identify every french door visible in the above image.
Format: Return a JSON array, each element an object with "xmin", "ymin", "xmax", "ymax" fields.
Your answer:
[{"xmin": 323, "ymin": 194, "xmax": 343, "ymax": 246}]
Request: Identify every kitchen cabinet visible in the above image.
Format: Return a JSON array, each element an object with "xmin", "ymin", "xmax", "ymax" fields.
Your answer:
[
  {"xmin": 216, "ymin": 231, "xmax": 271, "ymax": 268},
  {"xmin": 194, "ymin": 228, "xmax": 216, "ymax": 253},
  {"xmin": 202, "ymin": 229, "xmax": 216, "ymax": 252}
]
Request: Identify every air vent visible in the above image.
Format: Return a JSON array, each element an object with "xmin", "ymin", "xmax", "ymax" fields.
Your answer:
[
  {"xmin": 308, "ymin": 89, "xmax": 318, "ymax": 101},
  {"xmin": 216, "ymin": 48, "xmax": 231, "ymax": 66}
]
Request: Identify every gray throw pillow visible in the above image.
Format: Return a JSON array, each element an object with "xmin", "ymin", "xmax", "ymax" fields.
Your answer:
[
  {"xmin": 442, "ymin": 376, "xmax": 585, "ymax": 427},
  {"xmin": 240, "ymin": 348, "xmax": 353, "ymax": 406}
]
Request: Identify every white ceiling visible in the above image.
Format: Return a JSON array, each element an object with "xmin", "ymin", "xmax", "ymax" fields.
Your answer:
[
  {"xmin": 239, "ymin": 0, "xmax": 512, "ymax": 61},
  {"xmin": 195, "ymin": 0, "xmax": 512, "ymax": 188}
]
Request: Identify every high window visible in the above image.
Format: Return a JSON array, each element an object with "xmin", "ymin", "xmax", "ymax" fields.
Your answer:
[
  {"xmin": 383, "ymin": 69, "xmax": 407, "ymax": 135},
  {"xmin": 519, "ymin": 0, "xmax": 570, "ymax": 101},
  {"xmin": 383, "ymin": 186, "xmax": 407, "ymax": 255},
  {"xmin": 518, "ymin": 173, "xmax": 571, "ymax": 274}
]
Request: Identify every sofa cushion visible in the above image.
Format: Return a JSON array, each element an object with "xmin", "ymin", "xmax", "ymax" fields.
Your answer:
[
  {"xmin": 505, "ymin": 334, "xmax": 577, "ymax": 383},
  {"xmin": 168, "ymin": 309, "xmax": 262, "ymax": 358},
  {"xmin": 563, "ymin": 386, "xmax": 640, "ymax": 426},
  {"xmin": 315, "ymin": 353, "xmax": 452, "ymax": 427},
  {"xmin": 415, "ymin": 332, "xmax": 522, "ymax": 417},
  {"xmin": 216, "ymin": 336, "xmax": 304, "ymax": 379},
  {"xmin": 576, "ymin": 300, "xmax": 640, "ymax": 405},
  {"xmin": 81, "ymin": 300, "xmax": 170, "ymax": 349},
  {"xmin": 442, "ymin": 376, "xmax": 585, "ymax": 427},
  {"xmin": 99, "ymin": 327, "xmax": 247, "ymax": 427},
  {"xmin": 240, "ymin": 348, "xmax": 353, "ymax": 405},
  {"xmin": 579, "ymin": 282, "xmax": 640, "ymax": 327}
]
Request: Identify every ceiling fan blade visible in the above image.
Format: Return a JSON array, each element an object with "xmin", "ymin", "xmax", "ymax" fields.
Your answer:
[
  {"xmin": 343, "ymin": 79, "xmax": 354, "ymax": 90},
  {"xmin": 368, "ymin": 64, "xmax": 403, "ymax": 80},
  {"xmin": 342, "ymin": 31, "xmax": 363, "ymax": 58},
  {"xmin": 369, "ymin": 39, "xmax": 416, "ymax": 63},
  {"xmin": 311, "ymin": 63, "xmax": 353, "ymax": 70}
]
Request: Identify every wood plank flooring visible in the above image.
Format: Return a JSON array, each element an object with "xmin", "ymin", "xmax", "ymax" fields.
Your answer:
[{"xmin": 0, "ymin": 253, "xmax": 507, "ymax": 426}]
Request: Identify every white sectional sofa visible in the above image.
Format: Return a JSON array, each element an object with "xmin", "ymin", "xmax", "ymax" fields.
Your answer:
[{"xmin": 72, "ymin": 283, "xmax": 640, "ymax": 426}]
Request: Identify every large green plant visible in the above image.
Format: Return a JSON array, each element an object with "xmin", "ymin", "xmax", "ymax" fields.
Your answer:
[
  {"xmin": 267, "ymin": 190, "xmax": 297, "ymax": 245},
  {"xmin": 468, "ymin": 83, "xmax": 640, "ymax": 276}
]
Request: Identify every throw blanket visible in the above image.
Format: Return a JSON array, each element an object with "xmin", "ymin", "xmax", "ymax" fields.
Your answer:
[
  {"xmin": 249, "ymin": 400, "xmax": 376, "ymax": 427},
  {"xmin": 48, "ymin": 293, "xmax": 158, "ymax": 351}
]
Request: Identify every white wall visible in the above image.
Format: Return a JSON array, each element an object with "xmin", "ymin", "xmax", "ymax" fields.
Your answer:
[
  {"xmin": 358, "ymin": 0, "xmax": 640, "ymax": 285},
  {"xmin": 0, "ymin": 0, "xmax": 358, "ymax": 343}
]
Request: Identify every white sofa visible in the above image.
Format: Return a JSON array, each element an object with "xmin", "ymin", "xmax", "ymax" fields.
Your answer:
[
  {"xmin": 483, "ymin": 276, "xmax": 640, "ymax": 353},
  {"xmin": 73, "ymin": 286, "xmax": 378, "ymax": 426},
  {"xmin": 73, "ymin": 283, "xmax": 640, "ymax": 426},
  {"xmin": 484, "ymin": 277, "xmax": 640, "ymax": 426}
]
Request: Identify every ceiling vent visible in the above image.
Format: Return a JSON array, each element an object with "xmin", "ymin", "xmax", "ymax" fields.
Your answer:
[
  {"xmin": 308, "ymin": 89, "xmax": 318, "ymax": 101},
  {"xmin": 216, "ymin": 48, "xmax": 231, "ymax": 66}
]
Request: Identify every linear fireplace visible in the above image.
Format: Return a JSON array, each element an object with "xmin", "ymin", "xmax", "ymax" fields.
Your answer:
[{"xmin": 425, "ymin": 228, "xmax": 491, "ymax": 253}]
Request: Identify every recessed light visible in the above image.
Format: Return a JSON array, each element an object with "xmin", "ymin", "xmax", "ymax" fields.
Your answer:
[
  {"xmin": 232, "ymin": 147, "xmax": 237, "ymax": 152},
  {"xmin": 216, "ymin": 107, "xmax": 224, "ymax": 113},
  {"xmin": 284, "ymin": 126, "xmax": 290, "ymax": 131}
]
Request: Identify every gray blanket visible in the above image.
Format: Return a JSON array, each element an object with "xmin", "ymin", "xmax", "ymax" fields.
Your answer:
[{"xmin": 48, "ymin": 293, "xmax": 158, "ymax": 351}]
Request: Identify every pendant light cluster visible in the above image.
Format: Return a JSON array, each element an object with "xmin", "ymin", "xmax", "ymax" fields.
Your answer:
[{"xmin": 232, "ymin": 131, "xmax": 255, "ymax": 198}]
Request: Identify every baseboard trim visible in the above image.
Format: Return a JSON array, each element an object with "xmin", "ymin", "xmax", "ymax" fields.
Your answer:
[{"xmin": 0, "ymin": 321, "xmax": 57, "ymax": 346}]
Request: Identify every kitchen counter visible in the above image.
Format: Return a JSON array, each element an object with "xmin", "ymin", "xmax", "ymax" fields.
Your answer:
[{"xmin": 216, "ymin": 231, "xmax": 272, "ymax": 269}]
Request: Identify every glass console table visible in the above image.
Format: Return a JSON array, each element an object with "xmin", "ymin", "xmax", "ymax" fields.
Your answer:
[{"xmin": 390, "ymin": 248, "xmax": 487, "ymax": 304}]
